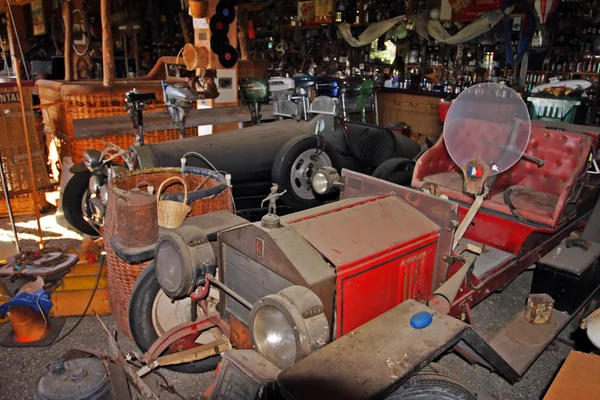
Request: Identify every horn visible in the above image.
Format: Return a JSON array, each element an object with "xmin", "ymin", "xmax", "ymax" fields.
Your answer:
[{"xmin": 428, "ymin": 253, "xmax": 477, "ymax": 315}]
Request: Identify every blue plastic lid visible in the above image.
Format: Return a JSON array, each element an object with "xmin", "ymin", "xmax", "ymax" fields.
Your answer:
[{"xmin": 410, "ymin": 311, "xmax": 433, "ymax": 329}]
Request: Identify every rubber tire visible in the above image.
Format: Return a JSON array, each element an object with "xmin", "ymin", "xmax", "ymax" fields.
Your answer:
[
  {"xmin": 272, "ymin": 135, "xmax": 340, "ymax": 210},
  {"xmin": 62, "ymin": 170, "xmax": 98, "ymax": 236},
  {"xmin": 129, "ymin": 261, "xmax": 221, "ymax": 374},
  {"xmin": 386, "ymin": 364, "xmax": 477, "ymax": 400},
  {"xmin": 372, "ymin": 158, "xmax": 415, "ymax": 186}
]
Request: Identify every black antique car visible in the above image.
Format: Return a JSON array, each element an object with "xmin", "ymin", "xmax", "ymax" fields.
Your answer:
[{"xmin": 62, "ymin": 115, "xmax": 421, "ymax": 235}]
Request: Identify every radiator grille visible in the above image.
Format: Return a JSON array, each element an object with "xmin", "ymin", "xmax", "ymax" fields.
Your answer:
[{"xmin": 222, "ymin": 244, "xmax": 293, "ymax": 325}]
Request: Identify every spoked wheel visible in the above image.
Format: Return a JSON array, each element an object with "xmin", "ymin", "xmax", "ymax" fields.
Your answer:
[
  {"xmin": 272, "ymin": 135, "xmax": 339, "ymax": 210},
  {"xmin": 386, "ymin": 364, "xmax": 477, "ymax": 400},
  {"xmin": 129, "ymin": 261, "xmax": 221, "ymax": 373}
]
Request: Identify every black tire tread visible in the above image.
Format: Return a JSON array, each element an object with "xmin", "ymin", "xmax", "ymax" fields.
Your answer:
[
  {"xmin": 271, "ymin": 135, "xmax": 340, "ymax": 210},
  {"xmin": 129, "ymin": 261, "xmax": 220, "ymax": 374},
  {"xmin": 62, "ymin": 171, "xmax": 98, "ymax": 236}
]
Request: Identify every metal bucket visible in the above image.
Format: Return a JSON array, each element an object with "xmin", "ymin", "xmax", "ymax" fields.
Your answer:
[{"xmin": 116, "ymin": 188, "xmax": 158, "ymax": 248}]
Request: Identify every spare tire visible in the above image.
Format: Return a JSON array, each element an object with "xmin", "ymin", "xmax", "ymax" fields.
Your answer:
[
  {"xmin": 129, "ymin": 261, "xmax": 221, "ymax": 374},
  {"xmin": 272, "ymin": 135, "xmax": 340, "ymax": 210},
  {"xmin": 386, "ymin": 364, "xmax": 476, "ymax": 400},
  {"xmin": 372, "ymin": 158, "xmax": 415, "ymax": 186}
]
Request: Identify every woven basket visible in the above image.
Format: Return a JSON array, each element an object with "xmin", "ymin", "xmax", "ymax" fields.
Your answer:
[
  {"xmin": 182, "ymin": 44, "xmax": 209, "ymax": 70},
  {"xmin": 157, "ymin": 176, "xmax": 191, "ymax": 229},
  {"xmin": 37, "ymin": 80, "xmax": 197, "ymax": 164},
  {"xmin": 105, "ymin": 167, "xmax": 234, "ymax": 337}
]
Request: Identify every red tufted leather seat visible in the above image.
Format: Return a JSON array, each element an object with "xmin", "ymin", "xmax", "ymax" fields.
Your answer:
[{"xmin": 412, "ymin": 123, "xmax": 595, "ymax": 228}]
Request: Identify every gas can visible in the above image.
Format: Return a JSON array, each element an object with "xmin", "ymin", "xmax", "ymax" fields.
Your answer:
[{"xmin": 116, "ymin": 188, "xmax": 158, "ymax": 248}]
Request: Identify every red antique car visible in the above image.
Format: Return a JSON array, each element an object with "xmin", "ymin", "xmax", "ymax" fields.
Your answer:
[{"xmin": 129, "ymin": 84, "xmax": 600, "ymax": 399}]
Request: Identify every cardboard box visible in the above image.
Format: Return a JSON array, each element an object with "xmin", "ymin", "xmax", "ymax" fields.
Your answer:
[{"xmin": 544, "ymin": 351, "xmax": 600, "ymax": 400}]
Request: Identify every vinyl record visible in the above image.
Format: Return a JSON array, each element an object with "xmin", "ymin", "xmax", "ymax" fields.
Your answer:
[
  {"xmin": 218, "ymin": 45, "xmax": 238, "ymax": 68},
  {"xmin": 216, "ymin": 1, "xmax": 236, "ymax": 24},
  {"xmin": 210, "ymin": 32, "xmax": 230, "ymax": 56},
  {"xmin": 210, "ymin": 15, "xmax": 229, "ymax": 35}
]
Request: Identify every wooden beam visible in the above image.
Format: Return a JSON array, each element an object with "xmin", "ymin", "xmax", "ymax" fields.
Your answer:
[
  {"xmin": 73, "ymin": 105, "xmax": 274, "ymax": 139},
  {"xmin": 63, "ymin": 0, "xmax": 73, "ymax": 81},
  {"xmin": 101, "ymin": 0, "xmax": 114, "ymax": 86}
]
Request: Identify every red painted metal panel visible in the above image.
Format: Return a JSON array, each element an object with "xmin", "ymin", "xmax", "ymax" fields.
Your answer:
[
  {"xmin": 459, "ymin": 206, "xmax": 551, "ymax": 255},
  {"xmin": 287, "ymin": 195, "xmax": 440, "ymax": 268},
  {"xmin": 335, "ymin": 232, "xmax": 439, "ymax": 338}
]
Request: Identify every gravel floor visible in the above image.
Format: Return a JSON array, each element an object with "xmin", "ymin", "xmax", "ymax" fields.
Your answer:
[{"xmin": 0, "ymin": 212, "xmax": 593, "ymax": 399}]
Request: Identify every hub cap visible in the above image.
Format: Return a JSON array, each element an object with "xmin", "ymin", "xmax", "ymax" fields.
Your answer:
[{"xmin": 289, "ymin": 150, "xmax": 332, "ymax": 200}]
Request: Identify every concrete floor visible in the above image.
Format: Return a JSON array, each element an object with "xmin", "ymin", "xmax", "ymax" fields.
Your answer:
[{"xmin": 0, "ymin": 213, "xmax": 592, "ymax": 399}]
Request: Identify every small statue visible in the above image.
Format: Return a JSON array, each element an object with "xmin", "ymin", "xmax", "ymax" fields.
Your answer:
[{"xmin": 261, "ymin": 184, "xmax": 287, "ymax": 216}]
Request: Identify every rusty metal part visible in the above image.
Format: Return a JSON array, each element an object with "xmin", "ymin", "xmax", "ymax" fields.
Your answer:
[
  {"xmin": 142, "ymin": 311, "xmax": 220, "ymax": 364},
  {"xmin": 95, "ymin": 315, "xmax": 159, "ymax": 400},
  {"xmin": 339, "ymin": 170, "xmax": 458, "ymax": 289},
  {"xmin": 524, "ymin": 294, "xmax": 555, "ymax": 325},
  {"xmin": 207, "ymin": 275, "xmax": 252, "ymax": 310},
  {"xmin": 152, "ymin": 337, "xmax": 230, "ymax": 368},
  {"xmin": 229, "ymin": 314, "xmax": 252, "ymax": 349},
  {"xmin": 116, "ymin": 188, "xmax": 158, "ymax": 248}
]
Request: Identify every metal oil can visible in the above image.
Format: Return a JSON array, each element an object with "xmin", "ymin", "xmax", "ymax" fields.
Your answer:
[{"xmin": 116, "ymin": 188, "xmax": 158, "ymax": 248}]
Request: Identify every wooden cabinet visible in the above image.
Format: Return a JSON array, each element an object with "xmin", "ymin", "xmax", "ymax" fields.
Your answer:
[{"xmin": 378, "ymin": 91, "xmax": 442, "ymax": 138}]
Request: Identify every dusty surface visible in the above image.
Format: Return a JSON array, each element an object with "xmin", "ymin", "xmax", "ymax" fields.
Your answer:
[{"xmin": 0, "ymin": 212, "xmax": 592, "ymax": 399}]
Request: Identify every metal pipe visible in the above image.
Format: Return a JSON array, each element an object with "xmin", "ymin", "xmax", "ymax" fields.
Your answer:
[
  {"xmin": 6, "ymin": 7, "xmax": 44, "ymax": 248},
  {"xmin": 206, "ymin": 275, "xmax": 253, "ymax": 310},
  {"xmin": 0, "ymin": 149, "xmax": 20, "ymax": 252}
]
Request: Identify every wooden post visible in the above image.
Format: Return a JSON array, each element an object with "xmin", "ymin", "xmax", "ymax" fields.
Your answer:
[
  {"xmin": 132, "ymin": 30, "xmax": 140, "ymax": 77},
  {"xmin": 5, "ymin": 6, "xmax": 44, "ymax": 248},
  {"xmin": 123, "ymin": 32, "xmax": 129, "ymax": 78},
  {"xmin": 63, "ymin": 0, "xmax": 73, "ymax": 81},
  {"xmin": 101, "ymin": 0, "xmax": 114, "ymax": 86}
]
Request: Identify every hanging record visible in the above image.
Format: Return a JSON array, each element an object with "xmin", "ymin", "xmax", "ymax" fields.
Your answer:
[
  {"xmin": 210, "ymin": 32, "xmax": 230, "ymax": 55},
  {"xmin": 215, "ymin": 1, "xmax": 236, "ymax": 24},
  {"xmin": 218, "ymin": 45, "xmax": 238, "ymax": 68},
  {"xmin": 210, "ymin": 15, "xmax": 229, "ymax": 35}
]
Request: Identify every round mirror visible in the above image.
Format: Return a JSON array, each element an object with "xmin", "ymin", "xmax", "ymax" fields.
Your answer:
[{"xmin": 444, "ymin": 83, "xmax": 531, "ymax": 177}]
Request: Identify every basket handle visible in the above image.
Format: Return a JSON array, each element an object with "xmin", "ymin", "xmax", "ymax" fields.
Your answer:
[{"xmin": 157, "ymin": 176, "xmax": 188, "ymax": 204}]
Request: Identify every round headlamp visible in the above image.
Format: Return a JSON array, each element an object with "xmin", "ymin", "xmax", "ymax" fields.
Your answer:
[
  {"xmin": 155, "ymin": 225, "xmax": 216, "ymax": 299},
  {"xmin": 88, "ymin": 175, "xmax": 101, "ymax": 195},
  {"xmin": 250, "ymin": 286, "xmax": 330, "ymax": 369},
  {"xmin": 311, "ymin": 166, "xmax": 341, "ymax": 195}
]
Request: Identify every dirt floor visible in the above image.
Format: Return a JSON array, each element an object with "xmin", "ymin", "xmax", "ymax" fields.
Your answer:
[{"xmin": 0, "ymin": 212, "xmax": 593, "ymax": 399}]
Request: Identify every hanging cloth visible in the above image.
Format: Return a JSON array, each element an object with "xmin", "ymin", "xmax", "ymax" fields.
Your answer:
[{"xmin": 503, "ymin": 1, "xmax": 534, "ymax": 66}]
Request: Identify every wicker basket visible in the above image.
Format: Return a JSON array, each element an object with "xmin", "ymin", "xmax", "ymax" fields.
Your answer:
[
  {"xmin": 157, "ymin": 176, "xmax": 191, "ymax": 228},
  {"xmin": 36, "ymin": 79, "xmax": 197, "ymax": 164},
  {"xmin": 105, "ymin": 167, "xmax": 233, "ymax": 338}
]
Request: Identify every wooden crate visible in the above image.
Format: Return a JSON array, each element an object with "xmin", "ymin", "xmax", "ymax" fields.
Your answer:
[
  {"xmin": 0, "ymin": 82, "xmax": 51, "ymax": 197},
  {"xmin": 49, "ymin": 261, "xmax": 110, "ymax": 317},
  {"xmin": 0, "ymin": 193, "xmax": 53, "ymax": 218},
  {"xmin": 378, "ymin": 92, "xmax": 442, "ymax": 138}
]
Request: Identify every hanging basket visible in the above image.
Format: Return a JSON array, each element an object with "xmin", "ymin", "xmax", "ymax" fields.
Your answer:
[
  {"xmin": 189, "ymin": 0, "xmax": 209, "ymax": 18},
  {"xmin": 182, "ymin": 44, "xmax": 210, "ymax": 70},
  {"xmin": 157, "ymin": 176, "xmax": 192, "ymax": 229}
]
